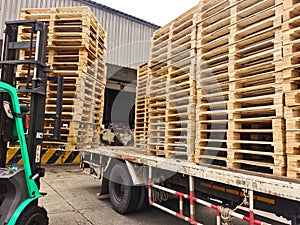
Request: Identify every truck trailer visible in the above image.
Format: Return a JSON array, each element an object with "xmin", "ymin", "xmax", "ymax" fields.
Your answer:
[
  {"xmin": 80, "ymin": 0, "xmax": 300, "ymax": 224},
  {"xmin": 80, "ymin": 146, "xmax": 300, "ymax": 225}
]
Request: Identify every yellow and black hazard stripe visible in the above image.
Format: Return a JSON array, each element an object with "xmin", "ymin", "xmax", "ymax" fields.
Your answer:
[{"xmin": 7, "ymin": 148, "xmax": 80, "ymax": 165}]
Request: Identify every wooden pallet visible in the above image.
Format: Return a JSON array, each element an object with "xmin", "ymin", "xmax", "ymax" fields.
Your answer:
[
  {"xmin": 227, "ymin": 156, "xmax": 286, "ymax": 176},
  {"xmin": 196, "ymin": 0, "xmax": 286, "ymax": 173},
  {"xmin": 198, "ymin": 0, "xmax": 282, "ymax": 45},
  {"xmin": 20, "ymin": 11, "xmax": 105, "ymax": 54},
  {"xmin": 147, "ymin": 94, "xmax": 167, "ymax": 155},
  {"xmin": 21, "ymin": 6, "xmax": 102, "ymax": 32},
  {"xmin": 170, "ymin": 7, "xmax": 198, "ymax": 53},
  {"xmin": 228, "ymin": 117, "xmax": 285, "ymax": 151},
  {"xmin": 281, "ymin": 52, "xmax": 300, "ymax": 71},
  {"xmin": 227, "ymin": 64, "xmax": 285, "ymax": 173}
]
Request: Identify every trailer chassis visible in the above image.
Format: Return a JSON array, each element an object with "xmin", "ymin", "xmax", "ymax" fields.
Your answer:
[{"xmin": 81, "ymin": 147, "xmax": 300, "ymax": 225}]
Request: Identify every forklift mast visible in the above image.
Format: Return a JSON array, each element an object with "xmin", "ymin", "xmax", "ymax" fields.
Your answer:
[
  {"xmin": 0, "ymin": 20, "xmax": 62, "ymax": 178},
  {"xmin": 0, "ymin": 20, "xmax": 63, "ymax": 225}
]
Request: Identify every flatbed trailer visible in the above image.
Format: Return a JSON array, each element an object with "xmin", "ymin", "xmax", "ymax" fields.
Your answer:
[{"xmin": 81, "ymin": 146, "xmax": 300, "ymax": 225}]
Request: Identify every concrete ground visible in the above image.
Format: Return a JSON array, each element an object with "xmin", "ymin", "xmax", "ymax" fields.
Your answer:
[
  {"xmin": 40, "ymin": 165, "xmax": 188, "ymax": 225},
  {"xmin": 39, "ymin": 165, "xmax": 290, "ymax": 225}
]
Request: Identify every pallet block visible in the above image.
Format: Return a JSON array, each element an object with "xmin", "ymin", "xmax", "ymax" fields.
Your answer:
[{"xmin": 287, "ymin": 154, "xmax": 300, "ymax": 178}]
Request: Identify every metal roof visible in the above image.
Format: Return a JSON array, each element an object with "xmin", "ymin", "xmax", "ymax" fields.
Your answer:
[
  {"xmin": 0, "ymin": 0, "xmax": 159, "ymax": 69},
  {"xmin": 74, "ymin": 0, "xmax": 160, "ymax": 29}
]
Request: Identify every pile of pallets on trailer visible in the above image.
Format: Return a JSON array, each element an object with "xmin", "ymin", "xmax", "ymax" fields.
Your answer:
[
  {"xmin": 282, "ymin": 0, "xmax": 300, "ymax": 178},
  {"xmin": 18, "ymin": 6, "xmax": 106, "ymax": 151},
  {"xmin": 134, "ymin": 0, "xmax": 300, "ymax": 178},
  {"xmin": 146, "ymin": 6, "xmax": 198, "ymax": 160},
  {"xmin": 196, "ymin": 0, "xmax": 286, "ymax": 175},
  {"xmin": 135, "ymin": 63, "xmax": 149, "ymax": 149}
]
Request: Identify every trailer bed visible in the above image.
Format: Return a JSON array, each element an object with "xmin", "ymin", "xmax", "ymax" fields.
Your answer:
[{"xmin": 81, "ymin": 146, "xmax": 300, "ymax": 202}]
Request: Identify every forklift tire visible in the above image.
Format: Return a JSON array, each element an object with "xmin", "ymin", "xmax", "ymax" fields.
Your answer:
[
  {"xmin": 109, "ymin": 163, "xmax": 140, "ymax": 214},
  {"xmin": 16, "ymin": 205, "xmax": 48, "ymax": 225}
]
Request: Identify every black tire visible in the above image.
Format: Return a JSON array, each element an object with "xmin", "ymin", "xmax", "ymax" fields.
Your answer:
[
  {"xmin": 109, "ymin": 163, "xmax": 140, "ymax": 214},
  {"xmin": 16, "ymin": 205, "xmax": 48, "ymax": 225},
  {"xmin": 136, "ymin": 186, "xmax": 149, "ymax": 211}
]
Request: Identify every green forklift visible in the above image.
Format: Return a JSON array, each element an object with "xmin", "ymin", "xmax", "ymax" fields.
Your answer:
[{"xmin": 0, "ymin": 20, "xmax": 63, "ymax": 225}]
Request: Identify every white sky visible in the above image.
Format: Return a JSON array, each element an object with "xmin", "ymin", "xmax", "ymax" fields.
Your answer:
[{"xmin": 93, "ymin": 0, "xmax": 200, "ymax": 26}]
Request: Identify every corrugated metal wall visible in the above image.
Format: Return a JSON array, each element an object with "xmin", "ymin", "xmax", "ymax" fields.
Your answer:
[{"xmin": 0, "ymin": 0, "xmax": 158, "ymax": 69}]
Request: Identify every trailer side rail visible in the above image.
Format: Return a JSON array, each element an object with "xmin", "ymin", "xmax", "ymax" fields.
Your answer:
[{"xmin": 81, "ymin": 147, "xmax": 300, "ymax": 202}]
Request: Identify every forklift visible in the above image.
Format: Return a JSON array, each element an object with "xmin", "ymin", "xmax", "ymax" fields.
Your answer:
[{"xmin": 0, "ymin": 20, "xmax": 63, "ymax": 225}]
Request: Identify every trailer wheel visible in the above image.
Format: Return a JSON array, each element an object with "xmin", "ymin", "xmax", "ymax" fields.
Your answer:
[
  {"xmin": 109, "ymin": 163, "xmax": 140, "ymax": 214},
  {"xmin": 136, "ymin": 186, "xmax": 149, "ymax": 211},
  {"xmin": 16, "ymin": 205, "xmax": 48, "ymax": 225}
]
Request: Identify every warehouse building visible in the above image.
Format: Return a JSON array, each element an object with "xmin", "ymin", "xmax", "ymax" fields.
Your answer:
[{"xmin": 0, "ymin": 0, "xmax": 159, "ymax": 127}]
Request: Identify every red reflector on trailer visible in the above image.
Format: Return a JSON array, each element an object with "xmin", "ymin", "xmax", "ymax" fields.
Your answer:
[{"xmin": 124, "ymin": 157, "xmax": 136, "ymax": 162}]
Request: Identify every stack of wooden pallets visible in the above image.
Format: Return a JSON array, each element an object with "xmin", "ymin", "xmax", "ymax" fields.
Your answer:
[
  {"xmin": 147, "ymin": 24, "xmax": 170, "ymax": 156},
  {"xmin": 134, "ymin": 63, "xmax": 149, "ymax": 149},
  {"xmin": 146, "ymin": 6, "xmax": 198, "ymax": 160},
  {"xmin": 282, "ymin": 0, "xmax": 300, "ymax": 178},
  {"xmin": 135, "ymin": 0, "xmax": 300, "ymax": 177},
  {"xmin": 195, "ymin": 0, "xmax": 232, "ymax": 166},
  {"xmin": 18, "ymin": 6, "xmax": 106, "ymax": 150},
  {"xmin": 196, "ymin": 0, "xmax": 287, "ymax": 175},
  {"xmin": 226, "ymin": 0, "xmax": 285, "ymax": 175}
]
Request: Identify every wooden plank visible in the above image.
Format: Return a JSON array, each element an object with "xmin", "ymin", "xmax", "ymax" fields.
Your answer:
[
  {"xmin": 236, "ymin": 0, "xmax": 281, "ymax": 19},
  {"xmin": 199, "ymin": 0, "xmax": 231, "ymax": 20}
]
